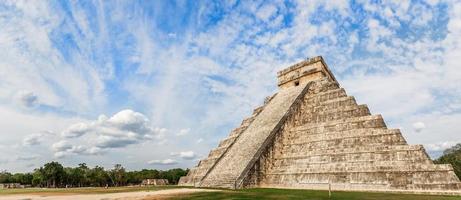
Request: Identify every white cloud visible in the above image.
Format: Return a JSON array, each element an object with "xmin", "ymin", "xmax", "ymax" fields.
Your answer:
[
  {"xmin": 171, "ymin": 151, "xmax": 196, "ymax": 160},
  {"xmin": 63, "ymin": 109, "xmax": 161, "ymax": 146},
  {"xmin": 256, "ymin": 4, "xmax": 277, "ymax": 22},
  {"xmin": 15, "ymin": 90, "xmax": 38, "ymax": 108},
  {"xmin": 22, "ymin": 131, "xmax": 55, "ymax": 146},
  {"xmin": 53, "ymin": 151, "xmax": 69, "ymax": 159},
  {"xmin": 96, "ymin": 136, "xmax": 139, "ymax": 148},
  {"xmin": 409, "ymin": 3, "xmax": 433, "ymax": 26},
  {"xmin": 412, "ymin": 122, "xmax": 426, "ymax": 133},
  {"xmin": 157, "ymin": 139, "xmax": 168, "ymax": 145},
  {"xmin": 16, "ymin": 155, "xmax": 40, "ymax": 161},
  {"xmin": 52, "ymin": 140, "xmax": 104, "ymax": 159},
  {"xmin": 148, "ymin": 159, "xmax": 178, "ymax": 165},
  {"xmin": 349, "ymin": 31, "xmax": 359, "ymax": 45},
  {"xmin": 176, "ymin": 128, "xmax": 190, "ymax": 136},
  {"xmin": 323, "ymin": 0, "xmax": 349, "ymax": 16},
  {"xmin": 52, "ymin": 109, "xmax": 165, "ymax": 158},
  {"xmin": 319, "ymin": 20, "xmax": 337, "ymax": 44},
  {"xmin": 23, "ymin": 134, "xmax": 41, "ymax": 146},
  {"xmin": 425, "ymin": 141, "xmax": 459, "ymax": 152},
  {"xmin": 52, "ymin": 140, "xmax": 73, "ymax": 152},
  {"xmin": 61, "ymin": 123, "xmax": 91, "ymax": 138}
]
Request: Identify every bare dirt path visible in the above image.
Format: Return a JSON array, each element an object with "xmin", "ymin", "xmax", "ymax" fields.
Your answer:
[{"xmin": 0, "ymin": 188, "xmax": 217, "ymax": 200}]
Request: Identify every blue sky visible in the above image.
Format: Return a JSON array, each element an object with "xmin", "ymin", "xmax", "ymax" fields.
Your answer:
[{"xmin": 1, "ymin": 0, "xmax": 461, "ymax": 172}]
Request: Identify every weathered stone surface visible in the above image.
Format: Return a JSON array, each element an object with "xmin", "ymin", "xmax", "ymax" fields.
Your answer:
[
  {"xmin": 199, "ymin": 81, "xmax": 311, "ymax": 188},
  {"xmin": 178, "ymin": 94, "xmax": 271, "ymax": 186},
  {"xmin": 179, "ymin": 56, "xmax": 461, "ymax": 194}
]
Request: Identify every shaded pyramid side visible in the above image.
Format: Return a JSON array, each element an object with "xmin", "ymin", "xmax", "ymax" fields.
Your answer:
[{"xmin": 242, "ymin": 78, "xmax": 461, "ymax": 192}]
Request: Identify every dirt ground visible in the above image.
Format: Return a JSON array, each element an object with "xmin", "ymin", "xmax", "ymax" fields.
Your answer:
[{"xmin": 0, "ymin": 188, "xmax": 216, "ymax": 200}]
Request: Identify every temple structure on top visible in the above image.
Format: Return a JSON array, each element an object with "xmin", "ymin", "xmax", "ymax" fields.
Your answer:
[{"xmin": 178, "ymin": 56, "xmax": 461, "ymax": 194}]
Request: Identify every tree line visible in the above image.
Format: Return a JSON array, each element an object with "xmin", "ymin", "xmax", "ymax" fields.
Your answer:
[{"xmin": 0, "ymin": 162, "xmax": 188, "ymax": 188}]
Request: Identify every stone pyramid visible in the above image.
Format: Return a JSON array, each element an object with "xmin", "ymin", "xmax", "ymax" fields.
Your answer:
[{"xmin": 179, "ymin": 56, "xmax": 461, "ymax": 194}]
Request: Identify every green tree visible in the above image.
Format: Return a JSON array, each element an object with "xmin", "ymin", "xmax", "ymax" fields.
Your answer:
[
  {"xmin": 76, "ymin": 163, "xmax": 89, "ymax": 186},
  {"xmin": 3, "ymin": 162, "xmax": 190, "ymax": 187},
  {"xmin": 31, "ymin": 168, "xmax": 45, "ymax": 187},
  {"xmin": 11, "ymin": 173, "xmax": 32, "ymax": 185},
  {"xmin": 87, "ymin": 166, "xmax": 109, "ymax": 187},
  {"xmin": 23, "ymin": 173, "xmax": 34, "ymax": 185},
  {"xmin": 109, "ymin": 164, "xmax": 126, "ymax": 186},
  {"xmin": 126, "ymin": 171, "xmax": 138, "ymax": 184},
  {"xmin": 65, "ymin": 167, "xmax": 83, "ymax": 187},
  {"xmin": 42, "ymin": 161, "xmax": 65, "ymax": 187},
  {"xmin": 0, "ymin": 171, "xmax": 12, "ymax": 183}
]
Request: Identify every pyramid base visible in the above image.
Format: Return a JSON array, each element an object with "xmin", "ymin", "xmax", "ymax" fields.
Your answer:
[{"xmin": 257, "ymin": 184, "xmax": 461, "ymax": 196}]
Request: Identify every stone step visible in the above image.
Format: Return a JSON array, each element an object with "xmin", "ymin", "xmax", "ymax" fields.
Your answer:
[
  {"xmin": 207, "ymin": 146, "xmax": 227, "ymax": 158},
  {"xmin": 178, "ymin": 176, "xmax": 193, "ymax": 186},
  {"xmin": 253, "ymin": 105, "xmax": 265, "ymax": 115},
  {"xmin": 408, "ymin": 183, "xmax": 461, "ymax": 190},
  {"xmin": 189, "ymin": 168, "xmax": 209, "ymax": 178},
  {"xmin": 276, "ymin": 144, "xmax": 425, "ymax": 158},
  {"xmin": 282, "ymin": 128, "xmax": 405, "ymax": 147},
  {"xmin": 241, "ymin": 117, "xmax": 255, "ymax": 127},
  {"xmin": 200, "ymin": 174, "xmax": 236, "ymax": 188},
  {"xmin": 262, "ymin": 172, "xmax": 461, "ymax": 188},
  {"xmin": 218, "ymin": 136, "xmax": 238, "ymax": 148},
  {"xmin": 285, "ymin": 128, "xmax": 400, "ymax": 143},
  {"xmin": 189, "ymin": 170, "xmax": 205, "ymax": 178},
  {"xmin": 228, "ymin": 114, "xmax": 264, "ymax": 138},
  {"xmin": 272, "ymin": 158, "xmax": 432, "ymax": 169},
  {"xmin": 228, "ymin": 126, "xmax": 245, "ymax": 137},
  {"xmin": 302, "ymin": 96, "xmax": 358, "ymax": 112},
  {"xmin": 303, "ymin": 88, "xmax": 347, "ymax": 105},
  {"xmin": 197, "ymin": 157, "xmax": 218, "ymax": 168},
  {"xmin": 273, "ymin": 146, "xmax": 429, "ymax": 164},
  {"xmin": 301, "ymin": 99, "xmax": 365, "ymax": 116},
  {"xmin": 293, "ymin": 115, "xmax": 387, "ymax": 134},
  {"xmin": 280, "ymin": 132, "xmax": 406, "ymax": 152},
  {"xmin": 409, "ymin": 172, "xmax": 461, "ymax": 184},
  {"xmin": 307, "ymin": 78, "xmax": 340, "ymax": 95},
  {"xmin": 266, "ymin": 163, "xmax": 453, "ymax": 174},
  {"xmin": 298, "ymin": 104, "xmax": 370, "ymax": 125},
  {"xmin": 187, "ymin": 167, "xmax": 197, "ymax": 176},
  {"xmin": 229, "ymin": 118, "xmax": 257, "ymax": 137}
]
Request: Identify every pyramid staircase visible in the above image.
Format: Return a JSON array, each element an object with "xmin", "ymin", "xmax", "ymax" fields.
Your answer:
[
  {"xmin": 177, "ymin": 95, "xmax": 274, "ymax": 186},
  {"xmin": 179, "ymin": 56, "xmax": 461, "ymax": 194}
]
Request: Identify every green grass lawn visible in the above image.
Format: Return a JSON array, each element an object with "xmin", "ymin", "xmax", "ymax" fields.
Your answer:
[
  {"xmin": 0, "ymin": 185, "xmax": 183, "ymax": 195},
  {"xmin": 170, "ymin": 188, "xmax": 461, "ymax": 200}
]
